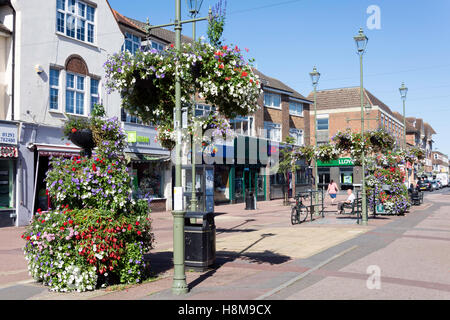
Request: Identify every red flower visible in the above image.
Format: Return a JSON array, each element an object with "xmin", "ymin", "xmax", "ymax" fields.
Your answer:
[
  {"xmin": 69, "ymin": 220, "xmax": 73, "ymax": 224},
  {"xmin": 92, "ymin": 164, "xmax": 97, "ymax": 171},
  {"xmin": 72, "ymin": 128, "xmax": 77, "ymax": 133},
  {"xmin": 135, "ymin": 221, "xmax": 140, "ymax": 226},
  {"xmin": 72, "ymin": 167, "xmax": 76, "ymax": 172},
  {"xmin": 170, "ymin": 44, "xmax": 174, "ymax": 48},
  {"xmin": 218, "ymin": 64, "xmax": 224, "ymax": 69},
  {"xmin": 222, "ymin": 45, "xmax": 228, "ymax": 50},
  {"xmin": 225, "ymin": 77, "xmax": 231, "ymax": 81},
  {"xmin": 26, "ymin": 236, "xmax": 30, "ymax": 241},
  {"xmin": 37, "ymin": 208, "xmax": 42, "ymax": 213},
  {"xmin": 241, "ymin": 71, "xmax": 248, "ymax": 77},
  {"xmin": 137, "ymin": 231, "xmax": 141, "ymax": 235},
  {"xmin": 60, "ymin": 227, "xmax": 65, "ymax": 231}
]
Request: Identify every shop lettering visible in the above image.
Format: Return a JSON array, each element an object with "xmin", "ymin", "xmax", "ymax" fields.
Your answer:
[
  {"xmin": 0, "ymin": 132, "xmax": 16, "ymax": 144},
  {"xmin": 136, "ymin": 136, "xmax": 150, "ymax": 143},
  {"xmin": 338, "ymin": 158, "xmax": 354, "ymax": 166}
]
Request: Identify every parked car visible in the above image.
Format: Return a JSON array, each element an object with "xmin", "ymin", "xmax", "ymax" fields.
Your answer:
[
  {"xmin": 430, "ymin": 180, "xmax": 439, "ymax": 191},
  {"xmin": 418, "ymin": 180, "xmax": 432, "ymax": 191},
  {"xmin": 436, "ymin": 179, "xmax": 443, "ymax": 189}
]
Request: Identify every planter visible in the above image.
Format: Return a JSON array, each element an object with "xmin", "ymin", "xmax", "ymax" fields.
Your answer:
[{"xmin": 69, "ymin": 128, "xmax": 96, "ymax": 157}]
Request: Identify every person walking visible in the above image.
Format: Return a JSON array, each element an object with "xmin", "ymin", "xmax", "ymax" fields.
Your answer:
[{"xmin": 327, "ymin": 179, "xmax": 339, "ymax": 205}]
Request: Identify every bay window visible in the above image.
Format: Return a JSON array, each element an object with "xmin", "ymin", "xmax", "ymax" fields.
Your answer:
[
  {"xmin": 289, "ymin": 128, "xmax": 304, "ymax": 146},
  {"xmin": 264, "ymin": 122, "xmax": 281, "ymax": 142}
]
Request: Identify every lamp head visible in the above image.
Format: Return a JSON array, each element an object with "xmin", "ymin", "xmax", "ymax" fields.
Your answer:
[
  {"xmin": 186, "ymin": 0, "xmax": 204, "ymax": 17},
  {"xmin": 399, "ymin": 82, "xmax": 408, "ymax": 100},
  {"xmin": 309, "ymin": 66, "xmax": 320, "ymax": 87},
  {"xmin": 354, "ymin": 28, "xmax": 368, "ymax": 55}
]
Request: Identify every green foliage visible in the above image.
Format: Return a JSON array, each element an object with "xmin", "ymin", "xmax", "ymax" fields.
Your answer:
[
  {"xmin": 23, "ymin": 113, "xmax": 155, "ymax": 292},
  {"xmin": 207, "ymin": 0, "xmax": 227, "ymax": 47}
]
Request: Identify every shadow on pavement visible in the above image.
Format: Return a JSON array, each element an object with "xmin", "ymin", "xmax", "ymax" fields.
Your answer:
[{"xmin": 144, "ymin": 232, "xmax": 292, "ymax": 291}]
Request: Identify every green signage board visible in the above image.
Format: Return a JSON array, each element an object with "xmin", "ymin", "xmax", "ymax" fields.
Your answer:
[
  {"xmin": 317, "ymin": 157, "xmax": 355, "ymax": 167},
  {"xmin": 126, "ymin": 131, "xmax": 150, "ymax": 144}
]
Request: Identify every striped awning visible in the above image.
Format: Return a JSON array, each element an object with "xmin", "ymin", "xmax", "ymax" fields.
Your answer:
[{"xmin": 0, "ymin": 146, "xmax": 18, "ymax": 158}]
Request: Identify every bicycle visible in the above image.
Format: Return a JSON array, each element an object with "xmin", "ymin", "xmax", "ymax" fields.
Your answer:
[{"xmin": 291, "ymin": 193, "xmax": 310, "ymax": 225}]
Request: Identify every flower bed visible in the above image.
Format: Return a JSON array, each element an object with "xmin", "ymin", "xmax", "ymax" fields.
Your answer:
[{"xmin": 22, "ymin": 107, "xmax": 155, "ymax": 292}]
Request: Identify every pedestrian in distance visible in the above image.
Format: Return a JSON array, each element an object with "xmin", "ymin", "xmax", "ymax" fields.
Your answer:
[{"xmin": 327, "ymin": 179, "xmax": 339, "ymax": 205}]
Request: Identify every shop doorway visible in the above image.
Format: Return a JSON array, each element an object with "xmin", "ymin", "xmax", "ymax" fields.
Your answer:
[{"xmin": 234, "ymin": 167, "xmax": 265, "ymax": 203}]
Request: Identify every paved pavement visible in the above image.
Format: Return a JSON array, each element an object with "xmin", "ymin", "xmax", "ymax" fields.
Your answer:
[{"xmin": 1, "ymin": 189, "xmax": 449, "ymax": 300}]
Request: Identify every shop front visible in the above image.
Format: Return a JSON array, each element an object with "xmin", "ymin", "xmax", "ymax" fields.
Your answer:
[
  {"xmin": 0, "ymin": 121, "xmax": 19, "ymax": 227},
  {"xmin": 124, "ymin": 123, "xmax": 171, "ymax": 212},
  {"xmin": 317, "ymin": 157, "xmax": 361, "ymax": 190},
  {"xmin": 213, "ymin": 136, "xmax": 268, "ymax": 205}
]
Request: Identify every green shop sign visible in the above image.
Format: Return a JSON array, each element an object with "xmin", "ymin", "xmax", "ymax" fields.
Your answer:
[
  {"xmin": 317, "ymin": 157, "xmax": 355, "ymax": 167},
  {"xmin": 126, "ymin": 131, "xmax": 150, "ymax": 144}
]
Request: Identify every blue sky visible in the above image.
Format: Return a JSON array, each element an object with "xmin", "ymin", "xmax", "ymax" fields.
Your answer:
[{"xmin": 108, "ymin": 0, "xmax": 450, "ymax": 155}]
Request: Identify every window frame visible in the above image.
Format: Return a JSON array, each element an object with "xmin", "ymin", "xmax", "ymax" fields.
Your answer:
[
  {"xmin": 65, "ymin": 71, "xmax": 86, "ymax": 116},
  {"xmin": 289, "ymin": 128, "xmax": 304, "ymax": 146},
  {"xmin": 124, "ymin": 32, "xmax": 142, "ymax": 55},
  {"xmin": 316, "ymin": 117, "xmax": 329, "ymax": 131},
  {"xmin": 263, "ymin": 92, "xmax": 281, "ymax": 109},
  {"xmin": 263, "ymin": 121, "xmax": 282, "ymax": 142},
  {"xmin": 56, "ymin": 0, "xmax": 96, "ymax": 45},
  {"xmin": 49, "ymin": 68, "xmax": 61, "ymax": 111},
  {"xmin": 289, "ymin": 101, "xmax": 303, "ymax": 117},
  {"xmin": 90, "ymin": 78, "xmax": 100, "ymax": 113}
]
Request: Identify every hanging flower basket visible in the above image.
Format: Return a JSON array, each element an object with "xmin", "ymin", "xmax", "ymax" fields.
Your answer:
[{"xmin": 69, "ymin": 128, "xmax": 96, "ymax": 157}]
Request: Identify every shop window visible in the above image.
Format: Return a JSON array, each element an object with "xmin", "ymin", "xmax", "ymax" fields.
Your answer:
[
  {"xmin": 340, "ymin": 168, "xmax": 353, "ymax": 186},
  {"xmin": 130, "ymin": 162, "xmax": 164, "ymax": 199},
  {"xmin": 231, "ymin": 116, "xmax": 254, "ymax": 136},
  {"xmin": 0, "ymin": 160, "xmax": 14, "ymax": 209},
  {"xmin": 214, "ymin": 166, "xmax": 230, "ymax": 204}
]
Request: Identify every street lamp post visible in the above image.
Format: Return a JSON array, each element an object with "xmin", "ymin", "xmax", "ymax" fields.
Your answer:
[
  {"xmin": 146, "ymin": 0, "xmax": 210, "ymax": 295},
  {"xmin": 186, "ymin": 0, "xmax": 204, "ymax": 212},
  {"xmin": 399, "ymin": 82, "xmax": 408, "ymax": 148},
  {"xmin": 309, "ymin": 66, "xmax": 320, "ymax": 214},
  {"xmin": 353, "ymin": 28, "xmax": 369, "ymax": 226}
]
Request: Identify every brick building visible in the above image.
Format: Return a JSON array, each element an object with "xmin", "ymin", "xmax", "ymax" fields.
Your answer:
[{"xmin": 306, "ymin": 86, "xmax": 405, "ymax": 190}]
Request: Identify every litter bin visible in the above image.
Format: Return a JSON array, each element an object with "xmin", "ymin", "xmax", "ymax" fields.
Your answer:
[
  {"xmin": 245, "ymin": 191, "xmax": 256, "ymax": 210},
  {"xmin": 184, "ymin": 211, "xmax": 216, "ymax": 271}
]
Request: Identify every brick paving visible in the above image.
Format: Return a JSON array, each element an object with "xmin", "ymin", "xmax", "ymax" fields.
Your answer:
[{"xmin": 0, "ymin": 190, "xmax": 449, "ymax": 300}]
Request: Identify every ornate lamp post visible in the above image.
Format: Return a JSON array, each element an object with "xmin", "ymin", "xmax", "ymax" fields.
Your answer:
[
  {"xmin": 309, "ymin": 66, "xmax": 320, "ymax": 214},
  {"xmin": 146, "ymin": 0, "xmax": 210, "ymax": 295},
  {"xmin": 399, "ymin": 82, "xmax": 408, "ymax": 148},
  {"xmin": 186, "ymin": 0, "xmax": 204, "ymax": 212},
  {"xmin": 353, "ymin": 28, "xmax": 369, "ymax": 226}
]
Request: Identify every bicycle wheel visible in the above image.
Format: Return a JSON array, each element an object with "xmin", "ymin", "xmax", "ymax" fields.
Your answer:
[
  {"xmin": 291, "ymin": 206, "xmax": 299, "ymax": 225},
  {"xmin": 299, "ymin": 205, "xmax": 310, "ymax": 222}
]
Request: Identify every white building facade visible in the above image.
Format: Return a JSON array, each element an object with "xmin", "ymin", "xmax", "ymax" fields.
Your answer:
[{"xmin": 0, "ymin": 0, "xmax": 125, "ymax": 226}]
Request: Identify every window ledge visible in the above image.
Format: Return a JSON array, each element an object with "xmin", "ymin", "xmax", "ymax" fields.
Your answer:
[
  {"xmin": 289, "ymin": 113, "xmax": 304, "ymax": 118},
  {"xmin": 56, "ymin": 32, "xmax": 98, "ymax": 50},
  {"xmin": 49, "ymin": 109, "xmax": 65, "ymax": 115},
  {"xmin": 264, "ymin": 105, "xmax": 282, "ymax": 110}
]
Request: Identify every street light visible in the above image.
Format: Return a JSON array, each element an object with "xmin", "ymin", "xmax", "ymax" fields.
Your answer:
[
  {"xmin": 186, "ymin": 0, "xmax": 204, "ymax": 212},
  {"xmin": 399, "ymin": 82, "xmax": 408, "ymax": 148},
  {"xmin": 309, "ymin": 66, "xmax": 320, "ymax": 214},
  {"xmin": 147, "ymin": 0, "xmax": 210, "ymax": 295},
  {"xmin": 353, "ymin": 27, "xmax": 368, "ymax": 226}
]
